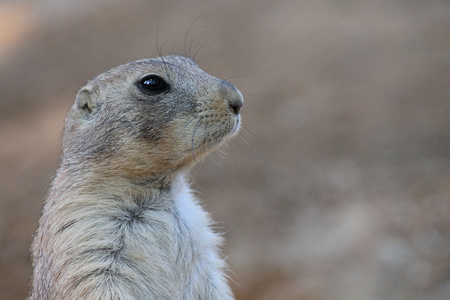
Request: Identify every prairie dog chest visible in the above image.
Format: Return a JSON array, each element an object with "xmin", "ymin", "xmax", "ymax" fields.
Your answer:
[
  {"xmin": 118, "ymin": 177, "xmax": 214, "ymax": 267},
  {"xmin": 171, "ymin": 177, "xmax": 217, "ymax": 253}
]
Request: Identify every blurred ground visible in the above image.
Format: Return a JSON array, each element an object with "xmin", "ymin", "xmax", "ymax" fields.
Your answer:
[{"xmin": 1, "ymin": 0, "xmax": 450, "ymax": 299}]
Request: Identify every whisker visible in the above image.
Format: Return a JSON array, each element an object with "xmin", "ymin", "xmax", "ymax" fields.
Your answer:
[
  {"xmin": 188, "ymin": 34, "xmax": 198, "ymax": 61},
  {"xmin": 184, "ymin": 16, "xmax": 202, "ymax": 58},
  {"xmin": 203, "ymin": 121, "xmax": 214, "ymax": 145},
  {"xmin": 168, "ymin": 116, "xmax": 197, "ymax": 158},
  {"xmin": 191, "ymin": 117, "xmax": 204, "ymax": 161},
  {"xmin": 156, "ymin": 24, "xmax": 165, "ymax": 58},
  {"xmin": 192, "ymin": 45, "xmax": 205, "ymax": 62},
  {"xmin": 238, "ymin": 131, "xmax": 251, "ymax": 147},
  {"xmin": 223, "ymin": 73, "xmax": 252, "ymax": 82},
  {"xmin": 240, "ymin": 123, "xmax": 255, "ymax": 140}
]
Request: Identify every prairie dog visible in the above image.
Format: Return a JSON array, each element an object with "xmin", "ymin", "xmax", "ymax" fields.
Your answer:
[{"xmin": 30, "ymin": 55, "xmax": 242, "ymax": 299}]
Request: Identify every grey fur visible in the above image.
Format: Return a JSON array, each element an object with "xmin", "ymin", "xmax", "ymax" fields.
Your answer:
[{"xmin": 29, "ymin": 56, "xmax": 242, "ymax": 300}]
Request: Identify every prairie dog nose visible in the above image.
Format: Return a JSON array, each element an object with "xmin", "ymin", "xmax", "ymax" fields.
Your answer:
[
  {"xmin": 228, "ymin": 90, "xmax": 243, "ymax": 114},
  {"xmin": 222, "ymin": 80, "xmax": 243, "ymax": 114}
]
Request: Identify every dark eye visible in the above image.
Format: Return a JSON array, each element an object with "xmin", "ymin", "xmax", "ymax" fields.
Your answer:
[{"xmin": 138, "ymin": 75, "xmax": 169, "ymax": 94}]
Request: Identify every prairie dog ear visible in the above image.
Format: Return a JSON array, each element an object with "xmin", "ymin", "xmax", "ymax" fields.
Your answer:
[{"xmin": 75, "ymin": 86, "xmax": 100, "ymax": 117}]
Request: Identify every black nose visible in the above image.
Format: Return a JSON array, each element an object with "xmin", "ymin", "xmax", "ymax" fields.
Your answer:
[
  {"xmin": 229, "ymin": 97, "xmax": 243, "ymax": 114},
  {"xmin": 221, "ymin": 80, "xmax": 243, "ymax": 115}
]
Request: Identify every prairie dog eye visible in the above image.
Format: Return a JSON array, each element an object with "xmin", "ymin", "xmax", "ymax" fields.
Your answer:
[{"xmin": 138, "ymin": 75, "xmax": 169, "ymax": 94}]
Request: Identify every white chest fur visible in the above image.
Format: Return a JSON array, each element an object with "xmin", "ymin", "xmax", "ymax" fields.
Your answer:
[
  {"xmin": 31, "ymin": 174, "xmax": 233, "ymax": 299},
  {"xmin": 168, "ymin": 175, "xmax": 231, "ymax": 299}
]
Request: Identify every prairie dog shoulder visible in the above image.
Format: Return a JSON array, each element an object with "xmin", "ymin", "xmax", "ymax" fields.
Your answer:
[{"xmin": 30, "ymin": 55, "xmax": 243, "ymax": 299}]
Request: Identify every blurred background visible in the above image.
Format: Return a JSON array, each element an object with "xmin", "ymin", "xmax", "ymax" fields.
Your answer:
[{"xmin": 1, "ymin": 0, "xmax": 449, "ymax": 299}]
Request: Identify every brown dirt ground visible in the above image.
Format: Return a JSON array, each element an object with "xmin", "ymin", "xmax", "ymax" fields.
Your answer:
[{"xmin": 1, "ymin": 0, "xmax": 449, "ymax": 299}]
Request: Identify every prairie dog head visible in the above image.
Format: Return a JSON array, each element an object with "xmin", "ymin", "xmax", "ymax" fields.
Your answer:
[{"xmin": 62, "ymin": 55, "xmax": 243, "ymax": 181}]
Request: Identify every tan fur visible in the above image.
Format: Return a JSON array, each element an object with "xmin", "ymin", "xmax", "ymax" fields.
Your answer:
[{"xmin": 29, "ymin": 55, "xmax": 242, "ymax": 299}]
